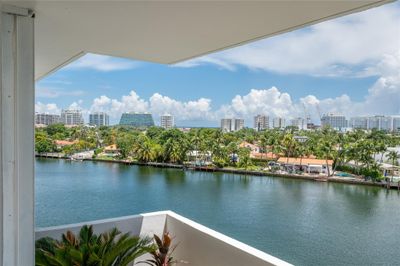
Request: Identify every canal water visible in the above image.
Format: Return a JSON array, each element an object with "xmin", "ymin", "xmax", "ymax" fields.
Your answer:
[{"xmin": 36, "ymin": 158, "xmax": 400, "ymax": 265}]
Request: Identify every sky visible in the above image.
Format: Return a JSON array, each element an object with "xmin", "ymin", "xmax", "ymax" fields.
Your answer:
[{"xmin": 35, "ymin": 1, "xmax": 400, "ymax": 127}]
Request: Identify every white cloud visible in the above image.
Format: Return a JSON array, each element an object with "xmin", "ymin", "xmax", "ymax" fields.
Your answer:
[
  {"xmin": 175, "ymin": 3, "xmax": 400, "ymax": 77},
  {"xmin": 149, "ymin": 93, "xmax": 213, "ymax": 121},
  {"xmin": 36, "ymin": 87, "xmax": 84, "ymax": 98},
  {"xmin": 88, "ymin": 90, "xmax": 213, "ymax": 123},
  {"xmin": 35, "ymin": 102, "xmax": 61, "ymax": 114},
  {"xmin": 54, "ymin": 51, "xmax": 399, "ymax": 126},
  {"xmin": 65, "ymin": 53, "xmax": 139, "ymax": 72}
]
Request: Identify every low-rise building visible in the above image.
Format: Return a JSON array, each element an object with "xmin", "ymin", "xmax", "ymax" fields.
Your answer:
[
  {"xmin": 55, "ymin": 140, "xmax": 77, "ymax": 150},
  {"xmin": 102, "ymin": 144, "xmax": 120, "ymax": 157},
  {"xmin": 277, "ymin": 157, "xmax": 333, "ymax": 175}
]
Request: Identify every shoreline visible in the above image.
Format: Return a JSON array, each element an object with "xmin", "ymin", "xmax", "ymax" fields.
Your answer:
[{"xmin": 36, "ymin": 154, "xmax": 399, "ymax": 190}]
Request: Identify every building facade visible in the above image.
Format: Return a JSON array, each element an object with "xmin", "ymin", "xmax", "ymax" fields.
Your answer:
[
  {"xmin": 161, "ymin": 114, "xmax": 174, "ymax": 129},
  {"xmin": 321, "ymin": 114, "xmax": 347, "ymax": 129},
  {"xmin": 393, "ymin": 116, "xmax": 400, "ymax": 132},
  {"xmin": 221, "ymin": 119, "xmax": 232, "ymax": 132},
  {"xmin": 234, "ymin": 119, "xmax": 244, "ymax": 131},
  {"xmin": 349, "ymin": 116, "xmax": 368, "ymax": 130},
  {"xmin": 272, "ymin": 117, "xmax": 285, "ymax": 129},
  {"xmin": 349, "ymin": 115, "xmax": 400, "ymax": 132},
  {"xmin": 89, "ymin": 112, "xmax": 109, "ymax": 127},
  {"xmin": 290, "ymin": 117, "xmax": 307, "ymax": 130},
  {"xmin": 119, "ymin": 112, "xmax": 154, "ymax": 127},
  {"xmin": 254, "ymin": 115, "xmax": 269, "ymax": 131},
  {"xmin": 61, "ymin": 109, "xmax": 84, "ymax": 126},
  {"xmin": 35, "ymin": 113, "xmax": 60, "ymax": 126}
]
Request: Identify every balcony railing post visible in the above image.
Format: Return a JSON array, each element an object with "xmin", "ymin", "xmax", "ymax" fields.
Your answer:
[{"xmin": 0, "ymin": 5, "xmax": 35, "ymax": 265}]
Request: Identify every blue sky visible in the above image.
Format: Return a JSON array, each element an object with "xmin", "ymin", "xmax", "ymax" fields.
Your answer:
[{"xmin": 36, "ymin": 1, "xmax": 400, "ymax": 127}]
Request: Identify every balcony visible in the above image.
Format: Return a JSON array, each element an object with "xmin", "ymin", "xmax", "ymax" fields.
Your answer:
[{"xmin": 36, "ymin": 211, "xmax": 292, "ymax": 266}]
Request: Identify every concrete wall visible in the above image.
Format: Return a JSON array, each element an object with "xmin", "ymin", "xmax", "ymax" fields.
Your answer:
[
  {"xmin": 166, "ymin": 212, "xmax": 291, "ymax": 266},
  {"xmin": 36, "ymin": 211, "xmax": 292, "ymax": 266}
]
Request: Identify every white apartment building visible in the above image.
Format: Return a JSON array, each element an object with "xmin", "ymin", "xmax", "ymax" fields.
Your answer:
[
  {"xmin": 290, "ymin": 117, "xmax": 307, "ymax": 130},
  {"xmin": 89, "ymin": 112, "xmax": 109, "ymax": 127},
  {"xmin": 161, "ymin": 114, "xmax": 175, "ymax": 129},
  {"xmin": 221, "ymin": 119, "xmax": 232, "ymax": 132},
  {"xmin": 234, "ymin": 118, "xmax": 244, "ymax": 131},
  {"xmin": 61, "ymin": 109, "xmax": 84, "ymax": 126},
  {"xmin": 35, "ymin": 113, "xmax": 60, "ymax": 126},
  {"xmin": 221, "ymin": 118, "xmax": 244, "ymax": 132},
  {"xmin": 350, "ymin": 115, "xmax": 400, "ymax": 132},
  {"xmin": 254, "ymin": 115, "xmax": 269, "ymax": 131},
  {"xmin": 349, "ymin": 116, "xmax": 368, "ymax": 129},
  {"xmin": 273, "ymin": 117, "xmax": 286, "ymax": 129},
  {"xmin": 321, "ymin": 113, "xmax": 347, "ymax": 130}
]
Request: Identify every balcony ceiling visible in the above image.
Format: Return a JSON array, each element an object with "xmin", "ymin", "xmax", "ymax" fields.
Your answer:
[{"xmin": 2, "ymin": 0, "xmax": 394, "ymax": 80}]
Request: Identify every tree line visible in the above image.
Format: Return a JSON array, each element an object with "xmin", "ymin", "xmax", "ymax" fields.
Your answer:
[{"xmin": 35, "ymin": 124, "xmax": 400, "ymax": 178}]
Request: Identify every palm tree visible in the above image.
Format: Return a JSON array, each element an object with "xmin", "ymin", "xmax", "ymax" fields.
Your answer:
[
  {"xmin": 135, "ymin": 138, "xmax": 156, "ymax": 162},
  {"xmin": 387, "ymin": 151, "xmax": 400, "ymax": 181},
  {"xmin": 281, "ymin": 133, "xmax": 297, "ymax": 163},
  {"xmin": 35, "ymin": 225, "xmax": 153, "ymax": 266}
]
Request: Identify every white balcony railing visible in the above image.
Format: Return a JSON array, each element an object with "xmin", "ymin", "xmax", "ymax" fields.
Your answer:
[{"xmin": 36, "ymin": 211, "xmax": 292, "ymax": 266}]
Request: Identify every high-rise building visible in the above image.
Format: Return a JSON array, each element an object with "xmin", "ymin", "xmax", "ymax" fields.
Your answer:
[
  {"xmin": 234, "ymin": 118, "xmax": 244, "ymax": 131},
  {"xmin": 290, "ymin": 117, "xmax": 307, "ymax": 130},
  {"xmin": 350, "ymin": 115, "xmax": 400, "ymax": 132},
  {"xmin": 221, "ymin": 118, "xmax": 232, "ymax": 132},
  {"xmin": 349, "ymin": 116, "xmax": 368, "ymax": 130},
  {"xmin": 161, "ymin": 114, "xmax": 174, "ymax": 129},
  {"xmin": 119, "ymin": 112, "xmax": 154, "ymax": 127},
  {"xmin": 89, "ymin": 112, "xmax": 109, "ymax": 127},
  {"xmin": 35, "ymin": 113, "xmax": 60, "ymax": 126},
  {"xmin": 254, "ymin": 115, "xmax": 269, "ymax": 131},
  {"xmin": 321, "ymin": 114, "xmax": 347, "ymax": 129},
  {"xmin": 393, "ymin": 116, "xmax": 400, "ymax": 132},
  {"xmin": 221, "ymin": 118, "xmax": 244, "ymax": 132},
  {"xmin": 273, "ymin": 117, "xmax": 285, "ymax": 129},
  {"xmin": 61, "ymin": 109, "xmax": 84, "ymax": 126}
]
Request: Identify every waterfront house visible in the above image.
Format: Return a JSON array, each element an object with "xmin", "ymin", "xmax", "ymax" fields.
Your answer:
[
  {"xmin": 187, "ymin": 150, "xmax": 212, "ymax": 166},
  {"xmin": 239, "ymin": 141, "xmax": 278, "ymax": 160},
  {"xmin": 381, "ymin": 163, "xmax": 400, "ymax": 181},
  {"xmin": 239, "ymin": 141, "xmax": 261, "ymax": 153},
  {"xmin": 0, "ymin": 1, "xmax": 392, "ymax": 264},
  {"xmin": 103, "ymin": 144, "xmax": 121, "ymax": 157},
  {"xmin": 54, "ymin": 139, "xmax": 77, "ymax": 150},
  {"xmin": 277, "ymin": 157, "xmax": 333, "ymax": 175}
]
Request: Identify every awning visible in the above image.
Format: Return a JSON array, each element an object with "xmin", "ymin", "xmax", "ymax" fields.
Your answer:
[{"xmin": 3, "ymin": 0, "xmax": 394, "ymax": 80}]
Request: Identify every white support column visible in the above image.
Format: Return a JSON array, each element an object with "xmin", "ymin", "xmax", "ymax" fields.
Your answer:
[{"xmin": 0, "ymin": 5, "xmax": 35, "ymax": 265}]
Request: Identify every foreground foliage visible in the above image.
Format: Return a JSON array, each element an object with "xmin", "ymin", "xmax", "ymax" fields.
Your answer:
[
  {"xmin": 35, "ymin": 225, "xmax": 153, "ymax": 266},
  {"xmin": 140, "ymin": 233, "xmax": 179, "ymax": 266}
]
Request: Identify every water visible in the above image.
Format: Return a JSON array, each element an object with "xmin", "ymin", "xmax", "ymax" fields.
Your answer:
[{"xmin": 36, "ymin": 158, "xmax": 400, "ymax": 265}]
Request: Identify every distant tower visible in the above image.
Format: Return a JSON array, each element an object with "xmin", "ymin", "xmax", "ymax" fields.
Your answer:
[
  {"xmin": 273, "ymin": 117, "xmax": 285, "ymax": 129},
  {"xmin": 61, "ymin": 109, "xmax": 84, "ymax": 126},
  {"xmin": 160, "ymin": 114, "xmax": 174, "ymax": 129},
  {"xmin": 254, "ymin": 115, "xmax": 269, "ymax": 131},
  {"xmin": 221, "ymin": 119, "xmax": 232, "ymax": 132},
  {"xmin": 89, "ymin": 112, "xmax": 109, "ymax": 127}
]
